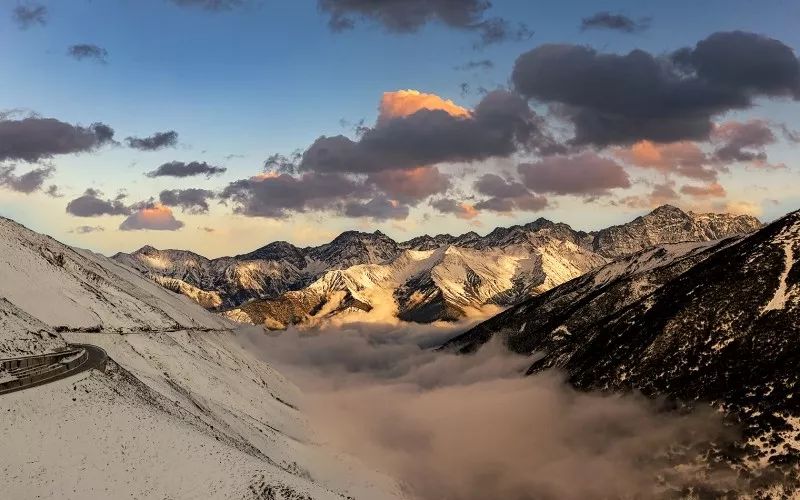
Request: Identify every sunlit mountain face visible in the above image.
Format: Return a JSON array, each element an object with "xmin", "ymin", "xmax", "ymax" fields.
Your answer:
[{"xmin": 2, "ymin": 1, "xmax": 800, "ymax": 499}]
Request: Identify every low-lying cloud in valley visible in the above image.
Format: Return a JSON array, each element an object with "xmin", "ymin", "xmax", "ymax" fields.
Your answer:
[{"xmin": 236, "ymin": 321, "xmax": 742, "ymax": 500}]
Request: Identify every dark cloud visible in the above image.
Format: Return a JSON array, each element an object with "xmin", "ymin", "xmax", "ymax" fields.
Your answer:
[
  {"xmin": 219, "ymin": 172, "xmax": 364, "ymax": 218},
  {"xmin": 518, "ymin": 152, "xmax": 631, "ymax": 197},
  {"xmin": 45, "ymin": 185, "xmax": 62, "ymax": 198},
  {"xmin": 159, "ymin": 188, "xmax": 216, "ymax": 213},
  {"xmin": 473, "ymin": 173, "xmax": 548, "ymax": 212},
  {"xmin": 119, "ymin": 202, "xmax": 185, "ymax": 231},
  {"xmin": 12, "ymin": 3, "xmax": 47, "ymax": 29},
  {"xmin": 125, "ymin": 131, "xmax": 179, "ymax": 151},
  {"xmin": 366, "ymin": 167, "xmax": 451, "ymax": 205},
  {"xmin": 0, "ymin": 116, "xmax": 114, "ymax": 162},
  {"xmin": 145, "ymin": 161, "xmax": 227, "ymax": 178},
  {"xmin": 712, "ymin": 120, "xmax": 777, "ymax": 164},
  {"xmin": 318, "ymin": 0, "xmax": 531, "ymax": 47},
  {"xmin": 512, "ymin": 31, "xmax": 800, "ymax": 146},
  {"xmin": 343, "ymin": 196, "xmax": 409, "ymax": 221},
  {"xmin": 66, "ymin": 189, "xmax": 130, "ymax": 217},
  {"xmin": 455, "ymin": 59, "xmax": 494, "ymax": 71},
  {"xmin": 70, "ymin": 225, "xmax": 104, "ymax": 234},
  {"xmin": 301, "ymin": 90, "xmax": 559, "ymax": 174},
  {"xmin": 263, "ymin": 151, "xmax": 301, "ymax": 175},
  {"xmin": 67, "ymin": 44, "xmax": 109, "ymax": 64},
  {"xmin": 430, "ymin": 198, "xmax": 478, "ymax": 219},
  {"xmin": 580, "ymin": 12, "xmax": 650, "ymax": 33},
  {"xmin": 0, "ymin": 165, "xmax": 54, "ymax": 194}
]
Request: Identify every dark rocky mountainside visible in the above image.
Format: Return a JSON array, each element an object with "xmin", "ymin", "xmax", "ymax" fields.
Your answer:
[{"xmin": 444, "ymin": 209, "xmax": 800, "ymax": 485}]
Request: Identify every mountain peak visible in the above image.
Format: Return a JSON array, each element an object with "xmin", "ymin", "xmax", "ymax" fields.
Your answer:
[{"xmin": 648, "ymin": 204, "xmax": 687, "ymax": 217}]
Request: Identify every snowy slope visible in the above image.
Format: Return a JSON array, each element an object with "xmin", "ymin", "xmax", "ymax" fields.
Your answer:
[
  {"xmin": 1, "ymin": 329, "xmax": 405, "ymax": 499},
  {"xmin": 0, "ymin": 298, "xmax": 66, "ymax": 357},
  {"xmin": 0, "ymin": 216, "xmax": 230, "ymax": 332}
]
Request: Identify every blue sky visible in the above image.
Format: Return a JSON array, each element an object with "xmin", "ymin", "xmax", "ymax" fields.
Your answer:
[{"xmin": 1, "ymin": 0, "xmax": 799, "ymax": 257}]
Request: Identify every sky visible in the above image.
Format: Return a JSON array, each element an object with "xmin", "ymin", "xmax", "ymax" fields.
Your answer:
[{"xmin": 1, "ymin": 0, "xmax": 800, "ymax": 258}]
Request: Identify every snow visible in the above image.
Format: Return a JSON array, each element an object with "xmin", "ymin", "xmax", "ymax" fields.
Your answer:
[
  {"xmin": 0, "ymin": 217, "xmax": 231, "ymax": 332},
  {"xmin": 0, "ymin": 297, "xmax": 66, "ymax": 357},
  {"xmin": 762, "ymin": 220, "xmax": 799, "ymax": 313}
]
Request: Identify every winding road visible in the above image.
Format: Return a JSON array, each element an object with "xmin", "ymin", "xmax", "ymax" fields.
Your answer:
[{"xmin": 0, "ymin": 344, "xmax": 108, "ymax": 395}]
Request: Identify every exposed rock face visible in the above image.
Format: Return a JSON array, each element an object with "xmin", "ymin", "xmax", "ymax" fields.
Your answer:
[
  {"xmin": 443, "ymin": 210, "xmax": 800, "ymax": 485},
  {"xmin": 591, "ymin": 204, "xmax": 761, "ymax": 258},
  {"xmin": 114, "ymin": 205, "xmax": 762, "ymax": 327}
]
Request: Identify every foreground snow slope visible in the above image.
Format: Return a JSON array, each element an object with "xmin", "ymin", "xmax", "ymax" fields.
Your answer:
[{"xmin": 0, "ymin": 329, "xmax": 404, "ymax": 500}]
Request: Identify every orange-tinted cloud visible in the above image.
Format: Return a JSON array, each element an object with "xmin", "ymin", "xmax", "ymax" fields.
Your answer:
[
  {"xmin": 119, "ymin": 203, "xmax": 184, "ymax": 231},
  {"xmin": 431, "ymin": 198, "xmax": 479, "ymax": 219},
  {"xmin": 615, "ymin": 140, "xmax": 717, "ymax": 181},
  {"xmin": 378, "ymin": 90, "xmax": 470, "ymax": 125},
  {"xmin": 680, "ymin": 182, "xmax": 726, "ymax": 198}
]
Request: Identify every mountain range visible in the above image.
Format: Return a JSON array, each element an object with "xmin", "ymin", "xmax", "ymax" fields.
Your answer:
[
  {"xmin": 444, "ymin": 209, "xmax": 800, "ymax": 491},
  {"xmin": 113, "ymin": 205, "xmax": 762, "ymax": 328}
]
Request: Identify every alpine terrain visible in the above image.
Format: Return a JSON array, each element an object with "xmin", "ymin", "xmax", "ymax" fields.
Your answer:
[
  {"xmin": 444, "ymin": 208, "xmax": 800, "ymax": 494},
  {"xmin": 114, "ymin": 205, "xmax": 761, "ymax": 328},
  {"xmin": 0, "ymin": 215, "xmax": 403, "ymax": 499}
]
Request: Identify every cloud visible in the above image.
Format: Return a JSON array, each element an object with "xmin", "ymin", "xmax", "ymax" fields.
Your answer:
[
  {"xmin": 473, "ymin": 173, "xmax": 548, "ymax": 212},
  {"xmin": 580, "ymin": 12, "xmax": 650, "ymax": 33},
  {"xmin": 0, "ymin": 165, "xmax": 54, "ymax": 194},
  {"xmin": 680, "ymin": 182, "xmax": 726, "ymax": 198},
  {"xmin": 366, "ymin": 166, "xmax": 451, "ymax": 204},
  {"xmin": 168, "ymin": 0, "xmax": 248, "ymax": 10},
  {"xmin": 378, "ymin": 89, "xmax": 470, "ymax": 124},
  {"xmin": 317, "ymin": 0, "xmax": 532, "ymax": 47},
  {"xmin": 220, "ymin": 172, "xmax": 364, "ymax": 218},
  {"xmin": 519, "ymin": 152, "xmax": 631, "ymax": 197},
  {"xmin": 67, "ymin": 44, "xmax": 109, "ymax": 64},
  {"xmin": 512, "ymin": 31, "xmax": 800, "ymax": 146},
  {"xmin": 12, "ymin": 3, "xmax": 47, "ymax": 29},
  {"xmin": 70, "ymin": 225, "xmax": 104, "ymax": 234},
  {"xmin": 119, "ymin": 203, "xmax": 184, "ymax": 231},
  {"xmin": 711, "ymin": 119, "xmax": 782, "ymax": 167},
  {"xmin": 125, "ymin": 131, "xmax": 179, "ymax": 151},
  {"xmin": 618, "ymin": 181, "xmax": 680, "ymax": 209},
  {"xmin": 455, "ymin": 59, "xmax": 494, "ymax": 71},
  {"xmin": 343, "ymin": 196, "xmax": 409, "ymax": 221},
  {"xmin": 614, "ymin": 141, "xmax": 718, "ymax": 181},
  {"xmin": 234, "ymin": 322, "xmax": 740, "ymax": 500},
  {"xmin": 301, "ymin": 90, "xmax": 559, "ymax": 175},
  {"xmin": 199, "ymin": 226, "xmax": 215, "ymax": 233},
  {"xmin": 145, "ymin": 161, "xmax": 227, "ymax": 178},
  {"xmin": 66, "ymin": 189, "xmax": 130, "ymax": 217},
  {"xmin": 0, "ymin": 116, "xmax": 115, "ymax": 162},
  {"xmin": 159, "ymin": 188, "xmax": 216, "ymax": 213},
  {"xmin": 430, "ymin": 198, "xmax": 479, "ymax": 219}
]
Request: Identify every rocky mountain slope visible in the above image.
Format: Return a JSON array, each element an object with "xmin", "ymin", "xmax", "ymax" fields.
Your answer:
[
  {"xmin": 0, "ymin": 215, "xmax": 404, "ymax": 499},
  {"xmin": 443, "ymin": 209, "xmax": 800, "ymax": 491},
  {"xmin": 114, "ymin": 205, "xmax": 761, "ymax": 328}
]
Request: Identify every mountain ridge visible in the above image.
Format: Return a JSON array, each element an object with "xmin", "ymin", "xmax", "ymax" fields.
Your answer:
[{"xmin": 112, "ymin": 205, "xmax": 762, "ymax": 327}]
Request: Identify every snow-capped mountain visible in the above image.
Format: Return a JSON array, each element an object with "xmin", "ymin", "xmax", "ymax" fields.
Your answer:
[
  {"xmin": 114, "ymin": 205, "xmax": 761, "ymax": 328},
  {"xmin": 443, "ymin": 209, "xmax": 800, "ymax": 490},
  {"xmin": 0, "ymin": 215, "xmax": 404, "ymax": 499}
]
